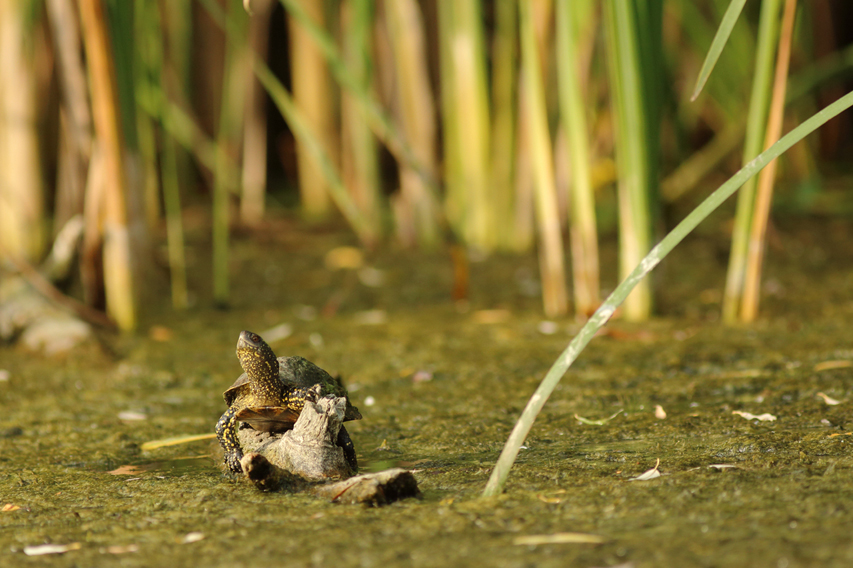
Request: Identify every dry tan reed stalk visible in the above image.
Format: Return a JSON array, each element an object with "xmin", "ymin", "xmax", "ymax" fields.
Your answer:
[
  {"xmin": 78, "ymin": 0, "xmax": 136, "ymax": 331},
  {"xmin": 0, "ymin": 0, "xmax": 45, "ymax": 261},
  {"xmin": 288, "ymin": 0, "xmax": 336, "ymax": 218},
  {"xmin": 383, "ymin": 0, "xmax": 440, "ymax": 247}
]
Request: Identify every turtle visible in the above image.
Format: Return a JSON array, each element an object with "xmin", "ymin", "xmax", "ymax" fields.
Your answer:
[{"xmin": 215, "ymin": 330, "xmax": 362, "ymax": 474}]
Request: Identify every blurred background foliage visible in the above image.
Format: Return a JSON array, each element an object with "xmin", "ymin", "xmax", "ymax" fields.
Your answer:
[{"xmin": 1, "ymin": 0, "xmax": 852, "ymax": 332}]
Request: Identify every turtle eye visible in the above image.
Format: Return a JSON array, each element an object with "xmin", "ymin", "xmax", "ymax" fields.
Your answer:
[{"xmin": 251, "ymin": 333, "xmax": 260, "ymax": 343}]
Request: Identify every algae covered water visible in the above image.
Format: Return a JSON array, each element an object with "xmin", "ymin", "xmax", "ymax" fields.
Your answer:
[{"xmin": 1, "ymin": 220, "xmax": 852, "ymax": 567}]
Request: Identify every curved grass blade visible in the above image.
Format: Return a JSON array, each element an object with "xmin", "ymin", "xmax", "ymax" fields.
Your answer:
[
  {"xmin": 691, "ymin": 0, "xmax": 748, "ymax": 101},
  {"xmin": 482, "ymin": 90, "xmax": 853, "ymax": 497}
]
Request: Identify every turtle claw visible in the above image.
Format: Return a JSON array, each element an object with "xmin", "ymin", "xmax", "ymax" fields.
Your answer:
[{"xmin": 224, "ymin": 451, "xmax": 244, "ymax": 474}]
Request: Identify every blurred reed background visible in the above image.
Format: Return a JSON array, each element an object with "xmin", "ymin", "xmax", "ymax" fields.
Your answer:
[{"xmin": 1, "ymin": 0, "xmax": 852, "ymax": 331}]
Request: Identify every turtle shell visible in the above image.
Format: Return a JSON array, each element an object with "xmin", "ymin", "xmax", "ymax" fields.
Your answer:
[{"xmin": 223, "ymin": 374, "xmax": 251, "ymax": 407}]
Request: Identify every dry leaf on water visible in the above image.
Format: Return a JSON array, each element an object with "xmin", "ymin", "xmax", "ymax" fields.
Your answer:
[
  {"xmin": 732, "ymin": 411, "xmax": 776, "ymax": 422},
  {"xmin": 24, "ymin": 543, "xmax": 82, "ymax": 556},
  {"xmin": 817, "ymin": 392, "xmax": 843, "ymax": 406},
  {"xmin": 629, "ymin": 458, "xmax": 661, "ymax": 481}
]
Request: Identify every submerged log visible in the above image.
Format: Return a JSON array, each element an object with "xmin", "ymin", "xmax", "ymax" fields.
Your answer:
[{"xmin": 236, "ymin": 395, "xmax": 420, "ymax": 504}]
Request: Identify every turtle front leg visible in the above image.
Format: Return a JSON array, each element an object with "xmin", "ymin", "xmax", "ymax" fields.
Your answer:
[
  {"xmin": 337, "ymin": 425, "xmax": 358, "ymax": 473},
  {"xmin": 215, "ymin": 407, "xmax": 244, "ymax": 474}
]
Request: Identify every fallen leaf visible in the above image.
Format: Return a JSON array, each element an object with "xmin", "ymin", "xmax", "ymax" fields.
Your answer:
[
  {"xmin": 732, "ymin": 411, "xmax": 776, "ymax": 422},
  {"xmin": 814, "ymin": 360, "xmax": 852, "ymax": 372},
  {"xmin": 654, "ymin": 405, "xmax": 667, "ymax": 419},
  {"xmin": 118, "ymin": 411, "xmax": 147, "ymax": 421},
  {"xmin": 108, "ymin": 465, "xmax": 153, "ymax": 476},
  {"xmin": 629, "ymin": 458, "xmax": 661, "ymax": 481},
  {"xmin": 514, "ymin": 533, "xmax": 606, "ymax": 545},
  {"xmin": 181, "ymin": 532, "xmax": 205, "ymax": 544},
  {"xmin": 817, "ymin": 392, "xmax": 843, "ymax": 406},
  {"xmin": 2, "ymin": 503, "xmax": 21, "ymax": 512},
  {"xmin": 24, "ymin": 543, "xmax": 82, "ymax": 556},
  {"xmin": 536, "ymin": 494, "xmax": 563, "ymax": 504},
  {"xmin": 575, "ymin": 410, "xmax": 623, "ymax": 426}
]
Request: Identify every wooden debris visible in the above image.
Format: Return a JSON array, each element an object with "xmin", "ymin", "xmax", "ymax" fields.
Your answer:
[
  {"xmin": 311, "ymin": 468, "xmax": 420, "ymax": 505},
  {"xmin": 234, "ymin": 395, "xmax": 420, "ymax": 505}
]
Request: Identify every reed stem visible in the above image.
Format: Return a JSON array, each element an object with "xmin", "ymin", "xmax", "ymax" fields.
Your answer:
[
  {"xmin": 519, "ymin": 0, "xmax": 569, "ymax": 317},
  {"xmin": 741, "ymin": 0, "xmax": 798, "ymax": 322},
  {"xmin": 722, "ymin": 0, "xmax": 783, "ymax": 323}
]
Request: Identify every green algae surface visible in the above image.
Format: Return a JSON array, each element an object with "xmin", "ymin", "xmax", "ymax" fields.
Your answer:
[{"xmin": 1, "ymin": 218, "xmax": 852, "ymax": 567}]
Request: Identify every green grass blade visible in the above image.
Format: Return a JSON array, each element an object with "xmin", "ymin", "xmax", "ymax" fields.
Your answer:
[
  {"xmin": 691, "ymin": 0, "xmax": 748, "ymax": 101},
  {"xmin": 482, "ymin": 90, "xmax": 853, "ymax": 497}
]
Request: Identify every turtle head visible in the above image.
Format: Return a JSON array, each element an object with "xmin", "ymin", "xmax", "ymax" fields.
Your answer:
[{"xmin": 236, "ymin": 331, "xmax": 281, "ymax": 394}]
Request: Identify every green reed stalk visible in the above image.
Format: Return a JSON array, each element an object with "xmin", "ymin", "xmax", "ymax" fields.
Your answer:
[
  {"xmin": 483, "ymin": 90, "xmax": 853, "ymax": 497},
  {"xmin": 722, "ymin": 0, "xmax": 782, "ymax": 323},
  {"xmin": 212, "ymin": 0, "xmax": 248, "ymax": 307},
  {"xmin": 240, "ymin": 0, "xmax": 273, "ymax": 227},
  {"xmin": 384, "ymin": 0, "xmax": 440, "ymax": 247},
  {"xmin": 161, "ymin": 134, "xmax": 188, "ymax": 310},
  {"xmin": 557, "ymin": 0, "xmax": 599, "ymax": 315},
  {"xmin": 604, "ymin": 0, "xmax": 652, "ymax": 321},
  {"xmin": 440, "ymin": 0, "xmax": 492, "ymax": 249},
  {"xmin": 437, "ymin": 1, "xmax": 462, "ymax": 237},
  {"xmin": 490, "ymin": 0, "xmax": 518, "ymax": 251},
  {"xmin": 519, "ymin": 0, "xmax": 568, "ymax": 317},
  {"xmin": 145, "ymin": 1, "xmax": 188, "ymax": 310},
  {"xmin": 741, "ymin": 0, "xmax": 797, "ymax": 322},
  {"xmin": 134, "ymin": 1, "xmax": 161, "ymax": 233},
  {"xmin": 340, "ymin": 0, "xmax": 382, "ymax": 244}
]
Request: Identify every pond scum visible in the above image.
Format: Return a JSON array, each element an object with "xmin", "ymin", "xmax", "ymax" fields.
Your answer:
[{"xmin": 1, "ymin": 0, "xmax": 853, "ymax": 565}]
